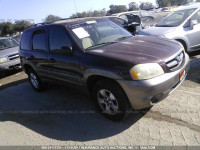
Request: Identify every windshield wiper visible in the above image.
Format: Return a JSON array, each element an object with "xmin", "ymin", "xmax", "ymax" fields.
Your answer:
[
  {"xmin": 156, "ymin": 24, "xmax": 174, "ymax": 27},
  {"xmin": 115, "ymin": 36, "xmax": 132, "ymax": 42},
  {"xmin": 86, "ymin": 42, "xmax": 117, "ymax": 50}
]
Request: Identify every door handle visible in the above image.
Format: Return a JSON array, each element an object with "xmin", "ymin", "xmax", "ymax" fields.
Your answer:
[
  {"xmin": 26, "ymin": 55, "xmax": 34, "ymax": 59},
  {"xmin": 50, "ymin": 58, "xmax": 55, "ymax": 61}
]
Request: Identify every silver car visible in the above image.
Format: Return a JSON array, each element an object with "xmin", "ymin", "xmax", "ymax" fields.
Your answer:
[
  {"xmin": 139, "ymin": 3, "xmax": 200, "ymax": 52},
  {"xmin": 0, "ymin": 37, "xmax": 20, "ymax": 73},
  {"xmin": 111, "ymin": 10, "xmax": 156, "ymax": 28}
]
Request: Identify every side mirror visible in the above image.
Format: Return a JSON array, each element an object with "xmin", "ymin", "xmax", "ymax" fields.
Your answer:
[
  {"xmin": 61, "ymin": 46, "xmax": 73, "ymax": 55},
  {"xmin": 190, "ymin": 20, "xmax": 198, "ymax": 30}
]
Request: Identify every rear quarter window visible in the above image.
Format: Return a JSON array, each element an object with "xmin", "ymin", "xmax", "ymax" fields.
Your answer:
[
  {"xmin": 32, "ymin": 29, "xmax": 47, "ymax": 51},
  {"xmin": 20, "ymin": 31, "xmax": 32, "ymax": 50}
]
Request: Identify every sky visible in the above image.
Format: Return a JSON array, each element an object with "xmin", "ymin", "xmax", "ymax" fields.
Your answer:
[{"xmin": 0, "ymin": 0, "xmax": 156, "ymax": 23}]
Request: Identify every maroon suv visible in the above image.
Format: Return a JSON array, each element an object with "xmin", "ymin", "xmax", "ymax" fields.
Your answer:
[{"xmin": 19, "ymin": 18, "xmax": 190, "ymax": 121}]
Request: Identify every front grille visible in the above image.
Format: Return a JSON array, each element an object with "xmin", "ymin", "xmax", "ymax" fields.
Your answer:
[
  {"xmin": 8, "ymin": 53, "xmax": 19, "ymax": 61},
  {"xmin": 166, "ymin": 50, "xmax": 184, "ymax": 70}
]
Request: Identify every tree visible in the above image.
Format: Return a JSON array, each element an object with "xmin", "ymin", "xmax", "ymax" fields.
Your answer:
[
  {"xmin": 156, "ymin": 0, "xmax": 193, "ymax": 7},
  {"xmin": 140, "ymin": 2, "xmax": 154, "ymax": 10},
  {"xmin": 70, "ymin": 9, "xmax": 107, "ymax": 18},
  {"xmin": 171, "ymin": 0, "xmax": 193, "ymax": 6},
  {"xmin": 107, "ymin": 5, "xmax": 128, "ymax": 15},
  {"xmin": 156, "ymin": 0, "xmax": 171, "ymax": 7},
  {"xmin": 44, "ymin": 15, "xmax": 61, "ymax": 22},
  {"xmin": 129, "ymin": 2, "xmax": 139, "ymax": 11},
  {"xmin": 0, "ymin": 22, "xmax": 14, "ymax": 36},
  {"xmin": 14, "ymin": 20, "xmax": 32, "ymax": 33}
]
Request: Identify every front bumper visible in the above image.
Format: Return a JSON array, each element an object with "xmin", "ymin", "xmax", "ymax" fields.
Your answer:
[
  {"xmin": 117, "ymin": 53, "xmax": 190, "ymax": 110},
  {"xmin": 0, "ymin": 58, "xmax": 21, "ymax": 71}
]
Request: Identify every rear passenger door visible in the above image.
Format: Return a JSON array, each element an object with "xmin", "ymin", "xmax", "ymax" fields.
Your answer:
[
  {"xmin": 29, "ymin": 28, "xmax": 49, "ymax": 77},
  {"xmin": 47, "ymin": 25, "xmax": 81, "ymax": 85}
]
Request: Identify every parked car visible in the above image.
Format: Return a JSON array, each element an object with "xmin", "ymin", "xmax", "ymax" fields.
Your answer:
[
  {"xmin": 19, "ymin": 17, "xmax": 189, "ymax": 121},
  {"xmin": 12, "ymin": 34, "xmax": 21, "ymax": 44},
  {"xmin": 107, "ymin": 15, "xmax": 141, "ymax": 35},
  {"xmin": 161, "ymin": 7, "xmax": 170, "ymax": 12},
  {"xmin": 111, "ymin": 10, "xmax": 156, "ymax": 28},
  {"xmin": 139, "ymin": 3, "xmax": 200, "ymax": 52},
  {"xmin": 0, "ymin": 37, "xmax": 21, "ymax": 75}
]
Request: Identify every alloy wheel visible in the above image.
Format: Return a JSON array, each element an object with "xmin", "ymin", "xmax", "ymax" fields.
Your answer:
[
  {"xmin": 97, "ymin": 89, "xmax": 119, "ymax": 115},
  {"xmin": 30, "ymin": 73, "xmax": 39, "ymax": 89}
]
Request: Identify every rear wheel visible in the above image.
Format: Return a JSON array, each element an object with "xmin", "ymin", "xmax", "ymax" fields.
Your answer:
[
  {"xmin": 27, "ymin": 69, "xmax": 46, "ymax": 92},
  {"xmin": 92, "ymin": 80, "xmax": 131, "ymax": 121}
]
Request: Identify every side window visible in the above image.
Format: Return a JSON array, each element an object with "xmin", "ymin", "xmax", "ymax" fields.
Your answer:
[
  {"xmin": 20, "ymin": 31, "xmax": 32, "ymax": 50},
  {"xmin": 48, "ymin": 26, "xmax": 72, "ymax": 53},
  {"xmin": 184, "ymin": 10, "xmax": 200, "ymax": 28},
  {"xmin": 131, "ymin": 12, "xmax": 140, "ymax": 17},
  {"xmin": 119, "ymin": 15, "xmax": 128, "ymax": 22},
  {"xmin": 191, "ymin": 10, "xmax": 200, "ymax": 24},
  {"xmin": 32, "ymin": 29, "xmax": 47, "ymax": 51},
  {"xmin": 109, "ymin": 17, "xmax": 126, "ymax": 26}
]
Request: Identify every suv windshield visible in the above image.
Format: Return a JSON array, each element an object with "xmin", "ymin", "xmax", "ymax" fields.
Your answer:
[
  {"xmin": 68, "ymin": 18, "xmax": 132, "ymax": 50},
  {"xmin": 156, "ymin": 8, "xmax": 196, "ymax": 27},
  {"xmin": 0, "ymin": 38, "xmax": 19, "ymax": 51}
]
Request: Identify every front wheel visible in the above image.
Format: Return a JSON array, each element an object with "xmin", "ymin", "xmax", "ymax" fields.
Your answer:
[
  {"xmin": 92, "ymin": 80, "xmax": 131, "ymax": 121},
  {"xmin": 28, "ymin": 69, "xmax": 46, "ymax": 92}
]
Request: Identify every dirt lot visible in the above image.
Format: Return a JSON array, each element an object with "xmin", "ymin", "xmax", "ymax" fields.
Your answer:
[{"xmin": 0, "ymin": 53, "xmax": 200, "ymax": 147}]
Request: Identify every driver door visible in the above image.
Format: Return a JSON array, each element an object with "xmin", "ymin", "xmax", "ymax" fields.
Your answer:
[
  {"xmin": 47, "ymin": 25, "xmax": 81, "ymax": 86},
  {"xmin": 187, "ymin": 10, "xmax": 200, "ymax": 51}
]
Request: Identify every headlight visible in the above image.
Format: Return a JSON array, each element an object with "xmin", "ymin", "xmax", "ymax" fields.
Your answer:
[
  {"xmin": 130, "ymin": 63, "xmax": 164, "ymax": 80},
  {"xmin": 0, "ymin": 57, "xmax": 7, "ymax": 63}
]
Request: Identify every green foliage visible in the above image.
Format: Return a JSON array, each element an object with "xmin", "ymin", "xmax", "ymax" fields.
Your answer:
[
  {"xmin": 0, "ymin": 22, "xmax": 14, "ymax": 36},
  {"xmin": 156, "ymin": 0, "xmax": 193, "ymax": 7},
  {"xmin": 0, "ymin": 20, "xmax": 32, "ymax": 37},
  {"xmin": 70, "ymin": 9, "xmax": 107, "ymax": 18},
  {"xmin": 157, "ymin": 0, "xmax": 171, "ymax": 7},
  {"xmin": 44, "ymin": 15, "xmax": 61, "ymax": 22},
  {"xmin": 14, "ymin": 20, "xmax": 32, "ymax": 33},
  {"xmin": 171, "ymin": 0, "xmax": 193, "ymax": 6},
  {"xmin": 129, "ymin": 2, "xmax": 139, "ymax": 11},
  {"xmin": 71, "ymin": 5, "xmax": 128, "ymax": 18},
  {"xmin": 108, "ymin": 5, "xmax": 128, "ymax": 15},
  {"xmin": 140, "ymin": 2, "xmax": 154, "ymax": 10}
]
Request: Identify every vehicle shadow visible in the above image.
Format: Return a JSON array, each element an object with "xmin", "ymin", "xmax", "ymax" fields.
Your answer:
[
  {"xmin": 0, "ymin": 79, "xmax": 147, "ymax": 141},
  {"xmin": 0, "ymin": 69, "xmax": 22, "ymax": 79},
  {"xmin": 186, "ymin": 51, "xmax": 200, "ymax": 84}
]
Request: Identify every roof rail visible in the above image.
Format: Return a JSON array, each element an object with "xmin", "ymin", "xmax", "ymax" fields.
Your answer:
[
  {"xmin": 28, "ymin": 21, "xmax": 53, "ymax": 28},
  {"xmin": 28, "ymin": 17, "xmax": 80, "ymax": 28}
]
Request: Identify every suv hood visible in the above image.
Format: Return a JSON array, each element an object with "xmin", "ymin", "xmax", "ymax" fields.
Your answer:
[
  {"xmin": 0, "ymin": 46, "xmax": 19, "ymax": 58},
  {"xmin": 139, "ymin": 27, "xmax": 176, "ymax": 37},
  {"xmin": 86, "ymin": 36, "xmax": 182, "ymax": 65}
]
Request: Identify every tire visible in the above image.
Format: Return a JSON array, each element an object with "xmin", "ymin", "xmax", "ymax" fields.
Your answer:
[
  {"xmin": 92, "ymin": 80, "xmax": 131, "ymax": 121},
  {"xmin": 177, "ymin": 40, "xmax": 187, "ymax": 53},
  {"xmin": 0, "ymin": 71, "xmax": 6, "ymax": 78},
  {"xmin": 27, "ymin": 69, "xmax": 46, "ymax": 92}
]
